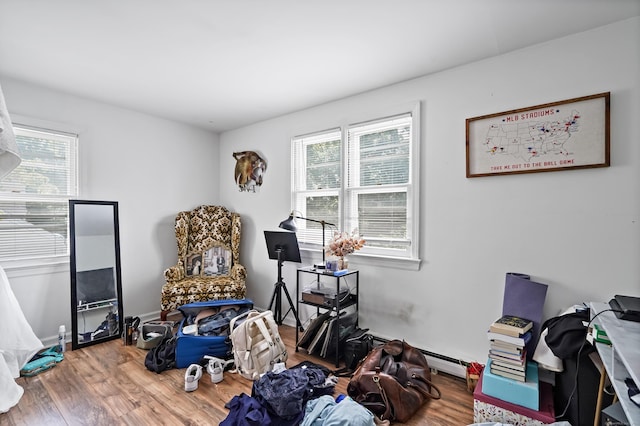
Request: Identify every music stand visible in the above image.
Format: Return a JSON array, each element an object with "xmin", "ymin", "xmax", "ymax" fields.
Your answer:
[{"xmin": 264, "ymin": 230, "xmax": 303, "ymax": 329}]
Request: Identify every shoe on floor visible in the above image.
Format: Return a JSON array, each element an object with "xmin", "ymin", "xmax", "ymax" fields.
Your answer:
[{"xmin": 185, "ymin": 364, "xmax": 203, "ymax": 392}]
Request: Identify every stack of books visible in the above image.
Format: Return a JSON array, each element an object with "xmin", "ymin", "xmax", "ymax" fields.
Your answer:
[{"xmin": 486, "ymin": 315, "xmax": 533, "ymax": 382}]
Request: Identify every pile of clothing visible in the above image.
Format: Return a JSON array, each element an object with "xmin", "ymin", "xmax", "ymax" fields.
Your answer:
[{"xmin": 221, "ymin": 361, "xmax": 377, "ymax": 426}]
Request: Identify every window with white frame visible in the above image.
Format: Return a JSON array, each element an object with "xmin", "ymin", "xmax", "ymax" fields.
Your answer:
[
  {"xmin": 290, "ymin": 108, "xmax": 419, "ymax": 260},
  {"xmin": 0, "ymin": 124, "xmax": 78, "ymax": 262}
]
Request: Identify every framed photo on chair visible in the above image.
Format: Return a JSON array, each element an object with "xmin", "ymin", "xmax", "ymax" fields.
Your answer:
[
  {"xmin": 185, "ymin": 252, "xmax": 203, "ymax": 276},
  {"xmin": 203, "ymin": 245, "xmax": 232, "ymax": 277}
]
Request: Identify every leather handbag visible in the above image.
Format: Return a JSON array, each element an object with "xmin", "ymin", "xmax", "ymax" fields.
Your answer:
[{"xmin": 346, "ymin": 339, "xmax": 441, "ymax": 423}]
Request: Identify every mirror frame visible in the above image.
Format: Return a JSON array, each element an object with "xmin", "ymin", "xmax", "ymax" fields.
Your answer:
[{"xmin": 69, "ymin": 200, "xmax": 124, "ymax": 350}]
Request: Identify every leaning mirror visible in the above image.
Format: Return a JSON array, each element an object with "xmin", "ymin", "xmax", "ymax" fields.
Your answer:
[{"xmin": 69, "ymin": 200, "xmax": 124, "ymax": 350}]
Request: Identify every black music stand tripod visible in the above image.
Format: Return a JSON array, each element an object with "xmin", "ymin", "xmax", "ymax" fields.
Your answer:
[{"xmin": 264, "ymin": 231, "xmax": 303, "ymax": 330}]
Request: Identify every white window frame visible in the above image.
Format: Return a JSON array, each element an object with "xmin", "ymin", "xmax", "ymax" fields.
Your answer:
[
  {"xmin": 0, "ymin": 119, "xmax": 79, "ymax": 271},
  {"xmin": 290, "ymin": 128, "xmax": 342, "ymax": 248},
  {"xmin": 290, "ymin": 103, "xmax": 421, "ymax": 270}
]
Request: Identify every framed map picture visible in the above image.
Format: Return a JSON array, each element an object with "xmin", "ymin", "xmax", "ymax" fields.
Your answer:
[{"xmin": 466, "ymin": 92, "xmax": 610, "ymax": 177}]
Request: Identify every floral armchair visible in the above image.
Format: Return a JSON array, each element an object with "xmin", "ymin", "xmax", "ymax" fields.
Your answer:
[{"xmin": 160, "ymin": 205, "xmax": 247, "ymax": 320}]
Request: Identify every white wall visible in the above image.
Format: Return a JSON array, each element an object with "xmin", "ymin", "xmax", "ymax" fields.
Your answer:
[
  {"xmin": 1, "ymin": 78, "xmax": 220, "ymax": 343},
  {"xmin": 219, "ymin": 18, "xmax": 640, "ymax": 366},
  {"xmin": 2, "ymin": 18, "xmax": 638, "ymax": 366}
]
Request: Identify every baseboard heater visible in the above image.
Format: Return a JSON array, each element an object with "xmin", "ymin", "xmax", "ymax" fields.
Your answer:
[{"xmin": 371, "ymin": 334, "xmax": 468, "ymax": 379}]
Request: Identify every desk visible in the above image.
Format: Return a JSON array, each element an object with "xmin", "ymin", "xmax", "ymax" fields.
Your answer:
[{"xmin": 590, "ymin": 301, "xmax": 640, "ymax": 426}]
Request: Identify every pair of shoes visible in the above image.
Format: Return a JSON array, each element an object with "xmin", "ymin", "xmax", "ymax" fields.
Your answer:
[{"xmin": 185, "ymin": 364, "xmax": 203, "ymax": 392}]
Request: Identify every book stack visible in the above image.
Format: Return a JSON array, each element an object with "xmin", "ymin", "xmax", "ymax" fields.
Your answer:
[{"xmin": 486, "ymin": 315, "xmax": 533, "ymax": 382}]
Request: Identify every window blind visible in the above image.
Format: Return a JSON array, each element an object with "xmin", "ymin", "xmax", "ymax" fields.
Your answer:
[
  {"xmin": 346, "ymin": 114, "xmax": 412, "ymax": 253},
  {"xmin": 0, "ymin": 125, "xmax": 78, "ymax": 261},
  {"xmin": 291, "ymin": 129, "xmax": 341, "ymax": 246}
]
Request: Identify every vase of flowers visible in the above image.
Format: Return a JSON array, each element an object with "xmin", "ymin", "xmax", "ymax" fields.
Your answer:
[
  {"xmin": 325, "ymin": 229, "xmax": 365, "ymax": 270},
  {"xmin": 338, "ymin": 257, "xmax": 348, "ymax": 270}
]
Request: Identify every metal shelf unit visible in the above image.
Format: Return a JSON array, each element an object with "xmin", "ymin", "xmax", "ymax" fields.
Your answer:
[
  {"xmin": 295, "ymin": 267, "xmax": 359, "ymax": 367},
  {"xmin": 590, "ymin": 301, "xmax": 640, "ymax": 426}
]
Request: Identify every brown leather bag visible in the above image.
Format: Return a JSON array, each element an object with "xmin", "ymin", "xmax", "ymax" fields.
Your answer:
[{"xmin": 346, "ymin": 339, "xmax": 441, "ymax": 423}]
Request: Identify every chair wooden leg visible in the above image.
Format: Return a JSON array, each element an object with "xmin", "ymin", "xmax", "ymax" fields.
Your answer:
[{"xmin": 160, "ymin": 310, "xmax": 168, "ymax": 321}]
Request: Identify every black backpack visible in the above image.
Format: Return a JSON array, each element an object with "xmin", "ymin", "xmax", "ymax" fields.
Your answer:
[
  {"xmin": 145, "ymin": 336, "xmax": 178, "ymax": 373},
  {"xmin": 333, "ymin": 328, "xmax": 374, "ymax": 377}
]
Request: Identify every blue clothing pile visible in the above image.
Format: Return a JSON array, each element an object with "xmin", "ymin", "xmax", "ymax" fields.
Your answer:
[
  {"xmin": 221, "ymin": 363, "xmax": 337, "ymax": 425},
  {"xmin": 302, "ymin": 395, "xmax": 375, "ymax": 426}
]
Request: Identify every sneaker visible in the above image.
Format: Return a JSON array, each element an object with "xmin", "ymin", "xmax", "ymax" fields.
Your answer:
[
  {"xmin": 205, "ymin": 357, "xmax": 234, "ymax": 383},
  {"xmin": 185, "ymin": 364, "xmax": 203, "ymax": 392}
]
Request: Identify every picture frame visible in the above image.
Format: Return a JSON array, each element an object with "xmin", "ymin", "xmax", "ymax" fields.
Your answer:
[
  {"xmin": 466, "ymin": 92, "xmax": 610, "ymax": 178},
  {"xmin": 202, "ymin": 245, "xmax": 232, "ymax": 277},
  {"xmin": 185, "ymin": 252, "xmax": 203, "ymax": 277}
]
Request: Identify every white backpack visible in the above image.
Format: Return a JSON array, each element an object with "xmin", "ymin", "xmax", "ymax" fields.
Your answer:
[{"xmin": 229, "ymin": 309, "xmax": 288, "ymax": 380}]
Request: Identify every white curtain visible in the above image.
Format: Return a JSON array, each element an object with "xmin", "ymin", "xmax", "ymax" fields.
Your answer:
[
  {"xmin": 0, "ymin": 82, "xmax": 21, "ymax": 178},
  {"xmin": 0, "ymin": 265, "xmax": 43, "ymax": 412},
  {"xmin": 0, "ymin": 81, "xmax": 34, "ymax": 413}
]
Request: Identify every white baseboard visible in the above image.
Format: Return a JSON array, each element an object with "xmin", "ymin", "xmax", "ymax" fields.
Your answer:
[{"xmin": 425, "ymin": 355, "xmax": 467, "ymax": 379}]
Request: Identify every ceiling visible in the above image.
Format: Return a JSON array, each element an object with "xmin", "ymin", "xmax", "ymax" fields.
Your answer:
[{"xmin": 1, "ymin": 1, "xmax": 638, "ymax": 133}]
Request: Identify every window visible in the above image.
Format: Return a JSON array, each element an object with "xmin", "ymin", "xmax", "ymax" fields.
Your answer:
[
  {"xmin": 0, "ymin": 124, "xmax": 78, "ymax": 262},
  {"xmin": 290, "ymin": 107, "xmax": 419, "ymax": 261},
  {"xmin": 291, "ymin": 129, "xmax": 342, "ymax": 247}
]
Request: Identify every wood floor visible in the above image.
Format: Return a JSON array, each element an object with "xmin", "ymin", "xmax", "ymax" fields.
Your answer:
[{"xmin": 3, "ymin": 325, "xmax": 474, "ymax": 425}]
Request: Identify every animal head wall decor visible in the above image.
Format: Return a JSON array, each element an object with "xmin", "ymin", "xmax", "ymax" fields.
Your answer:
[{"xmin": 233, "ymin": 151, "xmax": 267, "ymax": 192}]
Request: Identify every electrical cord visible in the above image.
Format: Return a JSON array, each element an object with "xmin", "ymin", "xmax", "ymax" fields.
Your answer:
[
  {"xmin": 555, "ymin": 307, "xmax": 623, "ymax": 422},
  {"xmin": 337, "ymin": 290, "xmax": 351, "ymax": 305},
  {"xmin": 339, "ymin": 274, "xmax": 354, "ymax": 296}
]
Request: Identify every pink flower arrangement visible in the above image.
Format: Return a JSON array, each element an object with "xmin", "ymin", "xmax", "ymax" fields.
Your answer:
[{"xmin": 325, "ymin": 229, "xmax": 365, "ymax": 258}]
